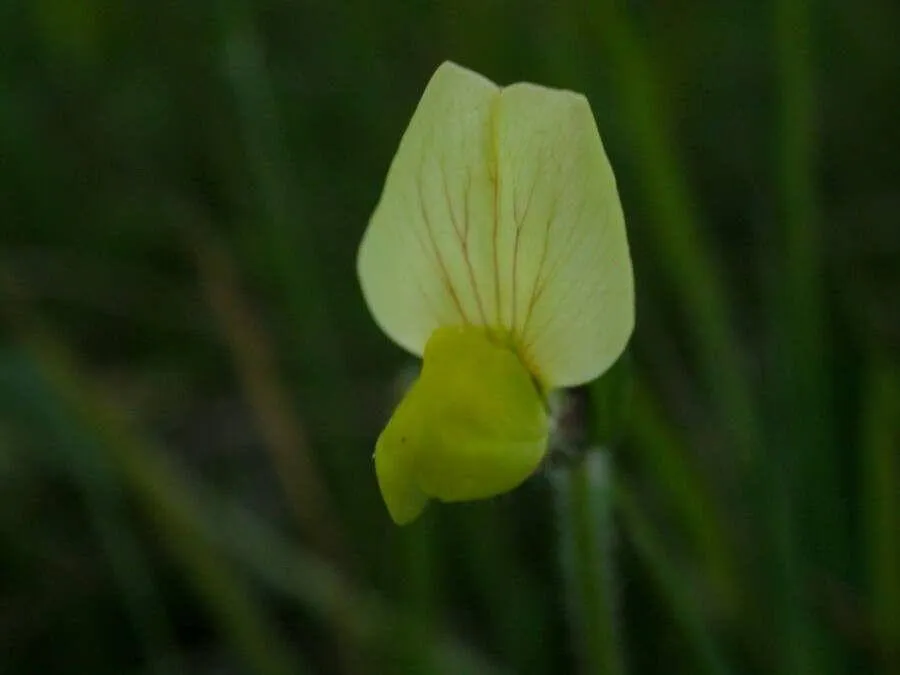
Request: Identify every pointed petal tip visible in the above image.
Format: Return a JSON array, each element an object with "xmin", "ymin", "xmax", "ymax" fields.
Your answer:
[
  {"xmin": 429, "ymin": 59, "xmax": 499, "ymax": 91},
  {"xmin": 386, "ymin": 501, "xmax": 428, "ymax": 526},
  {"xmin": 374, "ymin": 434, "xmax": 429, "ymax": 525},
  {"xmin": 379, "ymin": 475, "xmax": 429, "ymax": 524}
]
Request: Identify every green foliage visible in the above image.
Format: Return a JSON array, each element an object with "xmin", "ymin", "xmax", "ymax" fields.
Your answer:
[{"xmin": 2, "ymin": 1, "xmax": 898, "ymax": 673}]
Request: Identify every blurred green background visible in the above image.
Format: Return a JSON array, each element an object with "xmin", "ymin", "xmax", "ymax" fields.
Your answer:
[{"xmin": 2, "ymin": 1, "xmax": 898, "ymax": 674}]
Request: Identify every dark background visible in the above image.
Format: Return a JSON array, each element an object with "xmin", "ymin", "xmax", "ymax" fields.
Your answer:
[{"xmin": 2, "ymin": 1, "xmax": 898, "ymax": 674}]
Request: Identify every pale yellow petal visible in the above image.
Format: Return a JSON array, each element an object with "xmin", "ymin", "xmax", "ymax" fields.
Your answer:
[
  {"xmin": 359, "ymin": 63, "xmax": 634, "ymax": 387},
  {"xmin": 357, "ymin": 61, "xmax": 500, "ymax": 356},
  {"xmin": 492, "ymin": 83, "xmax": 634, "ymax": 387},
  {"xmin": 373, "ymin": 380, "xmax": 430, "ymax": 525}
]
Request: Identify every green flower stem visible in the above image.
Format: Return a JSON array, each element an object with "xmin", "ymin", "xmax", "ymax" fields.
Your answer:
[
  {"xmin": 393, "ymin": 516, "xmax": 436, "ymax": 674},
  {"xmin": 772, "ymin": 0, "xmax": 839, "ymax": 673},
  {"xmin": 862, "ymin": 360, "xmax": 900, "ymax": 672},
  {"xmin": 552, "ymin": 451, "xmax": 626, "ymax": 675}
]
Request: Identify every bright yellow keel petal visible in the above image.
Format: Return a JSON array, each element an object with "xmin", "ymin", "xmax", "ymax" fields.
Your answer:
[
  {"xmin": 374, "ymin": 436, "xmax": 429, "ymax": 525},
  {"xmin": 374, "ymin": 380, "xmax": 430, "ymax": 525},
  {"xmin": 374, "ymin": 326, "xmax": 550, "ymax": 524}
]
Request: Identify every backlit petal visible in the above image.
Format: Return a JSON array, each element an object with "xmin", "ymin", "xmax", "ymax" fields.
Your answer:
[
  {"xmin": 374, "ymin": 327, "xmax": 549, "ymax": 524},
  {"xmin": 358, "ymin": 61, "xmax": 633, "ymax": 387},
  {"xmin": 493, "ymin": 83, "xmax": 634, "ymax": 387},
  {"xmin": 358, "ymin": 62, "xmax": 500, "ymax": 356}
]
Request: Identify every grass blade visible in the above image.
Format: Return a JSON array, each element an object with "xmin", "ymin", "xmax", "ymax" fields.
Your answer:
[
  {"xmin": 0, "ymin": 350, "xmax": 183, "ymax": 675},
  {"xmin": 14, "ymin": 332, "xmax": 310, "ymax": 675},
  {"xmin": 193, "ymin": 230, "xmax": 346, "ymax": 564},
  {"xmin": 770, "ymin": 0, "xmax": 842, "ymax": 671},
  {"xmin": 627, "ymin": 377, "xmax": 737, "ymax": 611},
  {"xmin": 586, "ymin": 0, "xmax": 761, "ymax": 461},
  {"xmin": 862, "ymin": 358, "xmax": 900, "ymax": 672},
  {"xmin": 613, "ymin": 481, "xmax": 734, "ymax": 675},
  {"xmin": 552, "ymin": 451, "xmax": 626, "ymax": 675}
]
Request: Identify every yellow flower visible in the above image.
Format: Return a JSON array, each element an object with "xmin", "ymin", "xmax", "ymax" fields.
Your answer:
[{"xmin": 358, "ymin": 61, "xmax": 634, "ymax": 524}]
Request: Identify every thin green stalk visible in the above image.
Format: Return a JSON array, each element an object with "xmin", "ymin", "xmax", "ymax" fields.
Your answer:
[
  {"xmin": 392, "ymin": 515, "xmax": 437, "ymax": 674},
  {"xmin": 750, "ymin": 452, "xmax": 813, "ymax": 675},
  {"xmin": 772, "ymin": 0, "xmax": 839, "ymax": 672},
  {"xmin": 552, "ymin": 451, "xmax": 625, "ymax": 675},
  {"xmin": 862, "ymin": 359, "xmax": 900, "ymax": 672},
  {"xmin": 216, "ymin": 1, "xmax": 350, "ymax": 404},
  {"xmin": 193, "ymin": 231, "xmax": 346, "ymax": 564},
  {"xmin": 775, "ymin": 0, "xmax": 841, "ymax": 587}
]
